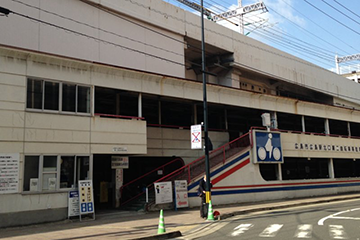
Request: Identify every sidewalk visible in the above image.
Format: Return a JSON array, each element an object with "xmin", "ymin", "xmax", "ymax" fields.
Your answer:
[{"xmin": 1, "ymin": 193, "xmax": 359, "ymax": 240}]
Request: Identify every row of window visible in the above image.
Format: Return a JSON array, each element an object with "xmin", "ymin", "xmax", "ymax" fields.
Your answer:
[
  {"xmin": 23, "ymin": 155, "xmax": 89, "ymax": 192},
  {"xmin": 27, "ymin": 79, "xmax": 91, "ymax": 114},
  {"xmin": 260, "ymin": 158, "xmax": 360, "ymax": 181}
]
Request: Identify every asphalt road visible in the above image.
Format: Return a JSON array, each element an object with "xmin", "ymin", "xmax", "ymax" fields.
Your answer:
[{"xmin": 195, "ymin": 199, "xmax": 360, "ymax": 240}]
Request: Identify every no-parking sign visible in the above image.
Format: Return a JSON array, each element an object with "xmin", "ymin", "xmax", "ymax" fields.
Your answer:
[{"xmin": 191, "ymin": 125, "xmax": 202, "ymax": 149}]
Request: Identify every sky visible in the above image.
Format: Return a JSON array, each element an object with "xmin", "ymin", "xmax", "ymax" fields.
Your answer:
[{"xmin": 164, "ymin": 0, "xmax": 360, "ymax": 73}]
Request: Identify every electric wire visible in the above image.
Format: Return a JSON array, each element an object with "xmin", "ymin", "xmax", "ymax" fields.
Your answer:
[
  {"xmin": 278, "ymin": 0, "xmax": 360, "ymax": 54},
  {"xmin": 303, "ymin": 0, "xmax": 360, "ymax": 36},
  {"xmin": 332, "ymin": 0, "xmax": 360, "ymax": 20},
  {"xmin": 319, "ymin": 0, "xmax": 360, "ymax": 26}
]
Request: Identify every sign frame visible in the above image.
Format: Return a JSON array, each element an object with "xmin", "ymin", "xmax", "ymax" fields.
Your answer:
[
  {"xmin": 78, "ymin": 180, "xmax": 95, "ymax": 221},
  {"xmin": 252, "ymin": 130, "xmax": 284, "ymax": 164},
  {"xmin": 154, "ymin": 181, "xmax": 173, "ymax": 204},
  {"xmin": 174, "ymin": 180, "xmax": 188, "ymax": 209}
]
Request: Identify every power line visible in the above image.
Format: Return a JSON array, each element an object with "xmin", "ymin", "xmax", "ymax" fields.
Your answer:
[
  {"xmin": 278, "ymin": 0, "xmax": 359, "ymax": 54},
  {"xmin": 303, "ymin": 0, "xmax": 360, "ymax": 36},
  {"xmin": 319, "ymin": 0, "xmax": 360, "ymax": 27},
  {"xmin": 332, "ymin": 0, "xmax": 360, "ymax": 20}
]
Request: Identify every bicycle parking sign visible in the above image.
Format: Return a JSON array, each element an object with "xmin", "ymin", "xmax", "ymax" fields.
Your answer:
[{"xmin": 252, "ymin": 130, "xmax": 283, "ymax": 163}]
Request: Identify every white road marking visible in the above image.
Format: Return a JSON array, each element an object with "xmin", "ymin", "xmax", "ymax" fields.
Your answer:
[
  {"xmin": 329, "ymin": 225, "xmax": 348, "ymax": 239},
  {"xmin": 259, "ymin": 224, "xmax": 283, "ymax": 237},
  {"xmin": 294, "ymin": 224, "xmax": 312, "ymax": 238},
  {"xmin": 231, "ymin": 223, "xmax": 253, "ymax": 236},
  {"xmin": 318, "ymin": 208, "xmax": 360, "ymax": 225}
]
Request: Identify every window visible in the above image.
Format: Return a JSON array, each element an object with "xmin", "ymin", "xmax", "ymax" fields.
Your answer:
[
  {"xmin": 281, "ymin": 157, "xmax": 329, "ymax": 180},
  {"xmin": 62, "ymin": 84, "xmax": 76, "ymax": 112},
  {"xmin": 27, "ymin": 78, "xmax": 90, "ymax": 114},
  {"xmin": 23, "ymin": 155, "xmax": 90, "ymax": 192},
  {"xmin": 27, "ymin": 79, "xmax": 43, "ymax": 109}
]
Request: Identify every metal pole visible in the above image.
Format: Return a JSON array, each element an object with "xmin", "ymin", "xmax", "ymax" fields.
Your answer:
[{"xmin": 201, "ymin": 0, "xmax": 211, "ymax": 204}]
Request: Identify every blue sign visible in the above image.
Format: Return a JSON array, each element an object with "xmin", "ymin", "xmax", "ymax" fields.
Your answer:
[{"xmin": 254, "ymin": 131, "xmax": 283, "ymax": 163}]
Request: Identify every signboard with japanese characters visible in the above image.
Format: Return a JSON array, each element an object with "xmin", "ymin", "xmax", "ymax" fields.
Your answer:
[
  {"xmin": 68, "ymin": 190, "xmax": 80, "ymax": 217},
  {"xmin": 154, "ymin": 181, "xmax": 173, "ymax": 204},
  {"xmin": 79, "ymin": 180, "xmax": 94, "ymax": 215},
  {"xmin": 175, "ymin": 180, "xmax": 188, "ymax": 208},
  {"xmin": 0, "ymin": 153, "xmax": 19, "ymax": 194}
]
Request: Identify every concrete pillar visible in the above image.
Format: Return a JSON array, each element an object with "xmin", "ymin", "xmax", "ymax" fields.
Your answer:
[
  {"xmin": 138, "ymin": 93, "xmax": 142, "ymax": 118},
  {"xmin": 325, "ymin": 119, "xmax": 330, "ymax": 135},
  {"xmin": 301, "ymin": 115, "xmax": 306, "ymax": 132},
  {"xmin": 328, "ymin": 158, "xmax": 335, "ymax": 178}
]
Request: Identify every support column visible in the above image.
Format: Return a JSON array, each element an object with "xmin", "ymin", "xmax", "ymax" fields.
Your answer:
[
  {"xmin": 329, "ymin": 158, "xmax": 335, "ymax": 178},
  {"xmin": 225, "ymin": 109, "xmax": 228, "ymax": 130},
  {"xmin": 158, "ymin": 100, "xmax": 162, "ymax": 125},
  {"xmin": 325, "ymin": 119, "xmax": 330, "ymax": 135},
  {"xmin": 301, "ymin": 116, "xmax": 306, "ymax": 132},
  {"xmin": 194, "ymin": 104, "xmax": 197, "ymax": 124},
  {"xmin": 347, "ymin": 122, "xmax": 351, "ymax": 137},
  {"xmin": 138, "ymin": 93, "xmax": 142, "ymax": 118},
  {"xmin": 271, "ymin": 112, "xmax": 278, "ymax": 129},
  {"xmin": 277, "ymin": 163, "xmax": 282, "ymax": 180}
]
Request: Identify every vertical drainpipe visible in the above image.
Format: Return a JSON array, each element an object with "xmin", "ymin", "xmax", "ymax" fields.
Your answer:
[{"xmin": 138, "ymin": 93, "xmax": 142, "ymax": 118}]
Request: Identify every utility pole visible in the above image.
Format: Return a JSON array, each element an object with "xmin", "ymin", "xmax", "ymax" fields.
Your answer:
[
  {"xmin": 200, "ymin": 0, "xmax": 211, "ymax": 206},
  {"xmin": 335, "ymin": 53, "xmax": 360, "ymax": 74}
]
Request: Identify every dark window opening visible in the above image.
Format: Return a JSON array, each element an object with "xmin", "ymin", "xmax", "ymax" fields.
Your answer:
[
  {"xmin": 95, "ymin": 87, "xmax": 138, "ymax": 117},
  {"xmin": 305, "ymin": 116, "xmax": 325, "ymax": 134},
  {"xmin": 282, "ymin": 157, "xmax": 329, "ymax": 180},
  {"xmin": 62, "ymin": 84, "xmax": 76, "ymax": 112},
  {"xmin": 329, "ymin": 119, "xmax": 348, "ymax": 136},
  {"xmin": 142, "ymin": 94, "xmax": 159, "ymax": 124},
  {"xmin": 350, "ymin": 122, "xmax": 360, "ymax": 137},
  {"xmin": 161, "ymin": 99, "xmax": 192, "ymax": 127},
  {"xmin": 277, "ymin": 112, "xmax": 302, "ymax": 132},
  {"xmin": 27, "ymin": 79, "xmax": 43, "ymax": 109},
  {"xmin": 333, "ymin": 159, "xmax": 360, "ymax": 178},
  {"xmin": 259, "ymin": 164, "xmax": 278, "ymax": 181},
  {"xmin": 44, "ymin": 82, "xmax": 59, "ymax": 111}
]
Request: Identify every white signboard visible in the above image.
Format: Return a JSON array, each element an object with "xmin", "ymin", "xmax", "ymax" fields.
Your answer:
[
  {"xmin": 154, "ymin": 182, "xmax": 173, "ymax": 204},
  {"xmin": 111, "ymin": 156, "xmax": 129, "ymax": 169},
  {"xmin": 68, "ymin": 190, "xmax": 80, "ymax": 217},
  {"xmin": 175, "ymin": 180, "xmax": 188, "ymax": 208},
  {"xmin": 79, "ymin": 180, "xmax": 94, "ymax": 214},
  {"xmin": 0, "ymin": 153, "xmax": 19, "ymax": 194},
  {"xmin": 191, "ymin": 125, "xmax": 202, "ymax": 149}
]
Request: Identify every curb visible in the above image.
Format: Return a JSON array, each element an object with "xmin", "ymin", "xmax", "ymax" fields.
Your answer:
[{"xmin": 130, "ymin": 231, "xmax": 182, "ymax": 240}]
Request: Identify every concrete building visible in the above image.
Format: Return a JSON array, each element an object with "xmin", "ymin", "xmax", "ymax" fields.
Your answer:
[{"xmin": 1, "ymin": 0, "xmax": 360, "ymax": 227}]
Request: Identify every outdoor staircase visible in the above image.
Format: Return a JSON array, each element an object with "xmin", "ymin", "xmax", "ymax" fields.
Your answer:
[{"xmin": 120, "ymin": 132, "xmax": 251, "ymax": 211}]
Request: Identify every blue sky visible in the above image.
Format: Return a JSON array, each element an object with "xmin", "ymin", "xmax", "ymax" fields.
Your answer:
[{"xmin": 164, "ymin": 0, "xmax": 360, "ymax": 73}]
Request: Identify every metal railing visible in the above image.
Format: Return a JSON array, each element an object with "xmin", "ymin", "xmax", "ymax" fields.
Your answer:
[
  {"xmin": 151, "ymin": 132, "xmax": 251, "ymax": 185},
  {"xmin": 119, "ymin": 157, "xmax": 184, "ymax": 207}
]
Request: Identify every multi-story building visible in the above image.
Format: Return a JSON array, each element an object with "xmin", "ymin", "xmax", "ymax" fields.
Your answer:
[{"xmin": 1, "ymin": 0, "xmax": 360, "ymax": 227}]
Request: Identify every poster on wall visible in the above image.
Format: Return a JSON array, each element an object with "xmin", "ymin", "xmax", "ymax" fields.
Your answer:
[
  {"xmin": 0, "ymin": 153, "xmax": 19, "ymax": 194},
  {"xmin": 175, "ymin": 180, "xmax": 188, "ymax": 208},
  {"xmin": 154, "ymin": 182, "xmax": 173, "ymax": 204}
]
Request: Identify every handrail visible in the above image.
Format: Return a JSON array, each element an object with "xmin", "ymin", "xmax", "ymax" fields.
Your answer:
[
  {"xmin": 249, "ymin": 126, "xmax": 360, "ymax": 139},
  {"xmin": 152, "ymin": 132, "xmax": 251, "ymax": 186},
  {"xmin": 119, "ymin": 157, "xmax": 184, "ymax": 207}
]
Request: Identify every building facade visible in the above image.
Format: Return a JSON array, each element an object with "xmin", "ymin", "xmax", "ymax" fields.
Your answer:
[{"xmin": 1, "ymin": 0, "xmax": 360, "ymax": 227}]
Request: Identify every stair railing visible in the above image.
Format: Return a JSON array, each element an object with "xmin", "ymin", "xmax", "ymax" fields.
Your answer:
[
  {"xmin": 152, "ymin": 132, "xmax": 251, "ymax": 185},
  {"xmin": 119, "ymin": 157, "xmax": 184, "ymax": 207}
]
